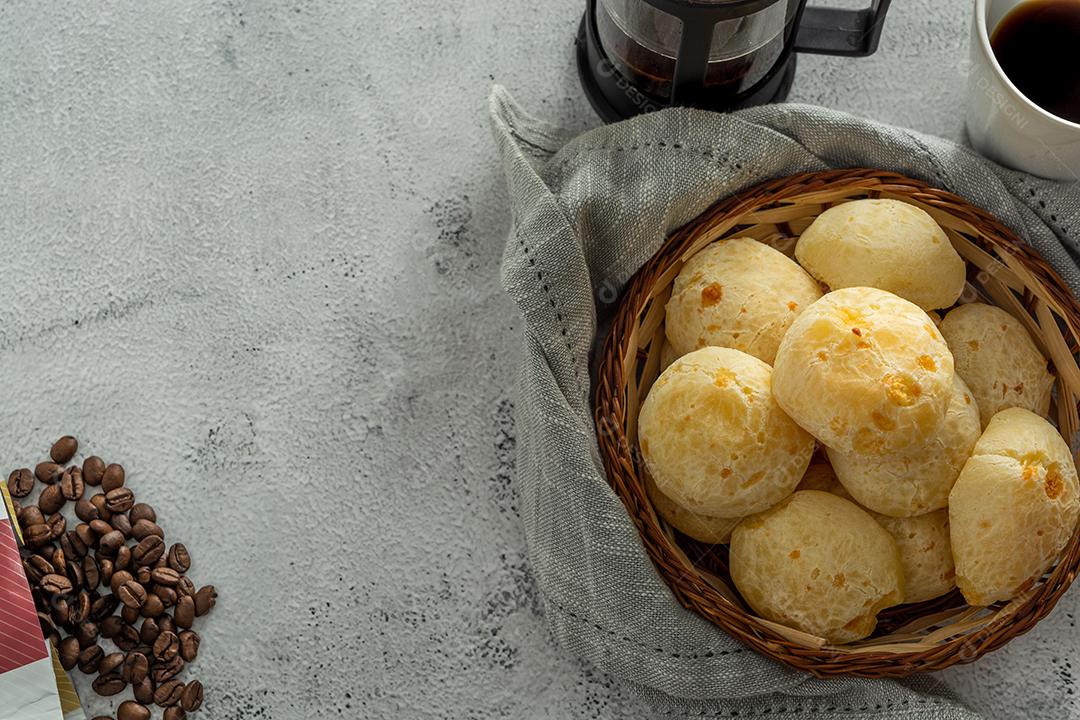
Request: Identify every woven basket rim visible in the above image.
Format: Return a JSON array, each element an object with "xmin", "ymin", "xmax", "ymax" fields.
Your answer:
[{"xmin": 592, "ymin": 167, "xmax": 1080, "ymax": 678}]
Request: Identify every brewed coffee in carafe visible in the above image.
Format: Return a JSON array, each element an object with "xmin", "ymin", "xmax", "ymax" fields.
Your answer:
[{"xmin": 595, "ymin": 0, "xmax": 796, "ymax": 100}]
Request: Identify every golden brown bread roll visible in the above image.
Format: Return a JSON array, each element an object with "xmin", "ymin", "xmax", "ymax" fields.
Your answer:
[
  {"xmin": 827, "ymin": 375, "xmax": 980, "ymax": 517},
  {"xmin": 939, "ymin": 303, "xmax": 1054, "ymax": 428},
  {"xmin": 665, "ymin": 238, "xmax": 823, "ymax": 364},
  {"xmin": 794, "ymin": 199, "xmax": 966, "ymax": 311},
  {"xmin": 638, "ymin": 347, "xmax": 815, "ymax": 518},
  {"xmin": 949, "ymin": 407, "xmax": 1080, "ymax": 605},
  {"xmin": 644, "ymin": 475, "xmax": 740, "ymax": 544},
  {"xmin": 772, "ymin": 287, "xmax": 955, "ymax": 456},
  {"xmin": 730, "ymin": 491, "xmax": 904, "ymax": 643}
]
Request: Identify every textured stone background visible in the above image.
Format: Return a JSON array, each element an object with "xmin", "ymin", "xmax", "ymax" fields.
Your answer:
[{"xmin": 0, "ymin": 1, "xmax": 1075, "ymax": 718}]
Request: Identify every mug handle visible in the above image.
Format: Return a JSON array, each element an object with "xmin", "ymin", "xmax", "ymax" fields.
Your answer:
[{"xmin": 793, "ymin": 0, "xmax": 893, "ymax": 57}]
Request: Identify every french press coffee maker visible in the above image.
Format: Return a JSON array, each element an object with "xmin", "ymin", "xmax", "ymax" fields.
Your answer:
[{"xmin": 577, "ymin": 0, "xmax": 892, "ymax": 121}]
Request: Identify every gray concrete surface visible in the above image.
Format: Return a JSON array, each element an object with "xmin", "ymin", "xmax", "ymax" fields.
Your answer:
[{"xmin": 0, "ymin": 0, "xmax": 1075, "ymax": 718}]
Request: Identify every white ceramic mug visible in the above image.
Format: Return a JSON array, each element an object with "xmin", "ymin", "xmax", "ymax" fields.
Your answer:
[{"xmin": 966, "ymin": 0, "xmax": 1080, "ymax": 181}]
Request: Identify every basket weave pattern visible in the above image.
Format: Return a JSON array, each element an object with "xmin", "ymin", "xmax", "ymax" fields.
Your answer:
[{"xmin": 593, "ymin": 168, "xmax": 1080, "ymax": 677}]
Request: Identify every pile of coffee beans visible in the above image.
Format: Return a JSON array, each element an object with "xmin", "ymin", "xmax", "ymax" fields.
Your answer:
[{"xmin": 5, "ymin": 436, "xmax": 216, "ymax": 720}]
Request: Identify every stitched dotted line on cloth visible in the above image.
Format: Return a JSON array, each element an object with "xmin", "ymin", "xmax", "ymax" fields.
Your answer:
[
  {"xmin": 545, "ymin": 141, "xmax": 745, "ymax": 177},
  {"xmin": 516, "ymin": 230, "xmax": 584, "ymax": 396},
  {"xmin": 547, "ymin": 596, "xmax": 961, "ymax": 717},
  {"xmin": 652, "ymin": 697, "xmax": 957, "ymax": 717},
  {"xmin": 546, "ymin": 595, "xmax": 743, "ymax": 659},
  {"xmin": 1018, "ymin": 176, "xmax": 1070, "ymax": 237}
]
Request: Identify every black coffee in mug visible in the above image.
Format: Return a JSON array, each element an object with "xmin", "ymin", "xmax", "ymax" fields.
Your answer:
[{"xmin": 991, "ymin": 0, "xmax": 1080, "ymax": 124}]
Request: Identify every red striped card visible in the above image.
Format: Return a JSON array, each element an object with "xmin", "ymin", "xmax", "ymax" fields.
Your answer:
[{"xmin": 0, "ymin": 516, "xmax": 48, "ymax": 674}]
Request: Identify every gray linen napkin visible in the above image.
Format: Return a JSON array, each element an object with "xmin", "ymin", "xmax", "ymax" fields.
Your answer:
[{"xmin": 490, "ymin": 84, "xmax": 1080, "ymax": 719}]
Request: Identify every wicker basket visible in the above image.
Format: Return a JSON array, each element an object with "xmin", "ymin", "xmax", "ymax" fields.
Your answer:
[{"xmin": 593, "ymin": 168, "xmax": 1080, "ymax": 678}]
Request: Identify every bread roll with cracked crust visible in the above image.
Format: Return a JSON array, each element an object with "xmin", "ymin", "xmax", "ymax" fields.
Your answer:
[
  {"xmin": 665, "ymin": 238, "xmax": 823, "ymax": 364},
  {"xmin": 772, "ymin": 287, "xmax": 955, "ymax": 456},
  {"xmin": 730, "ymin": 491, "xmax": 904, "ymax": 643},
  {"xmin": 939, "ymin": 303, "xmax": 1054, "ymax": 428},
  {"xmin": 827, "ymin": 375, "xmax": 981, "ymax": 517},
  {"xmin": 644, "ymin": 475, "xmax": 740, "ymax": 544},
  {"xmin": 949, "ymin": 407, "xmax": 1080, "ymax": 605},
  {"xmin": 794, "ymin": 199, "xmax": 966, "ymax": 310},
  {"xmin": 638, "ymin": 347, "xmax": 815, "ymax": 518},
  {"xmin": 794, "ymin": 466, "xmax": 955, "ymax": 603}
]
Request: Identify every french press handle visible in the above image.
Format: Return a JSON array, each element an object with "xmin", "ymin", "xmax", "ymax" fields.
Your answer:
[{"xmin": 793, "ymin": 0, "xmax": 893, "ymax": 57}]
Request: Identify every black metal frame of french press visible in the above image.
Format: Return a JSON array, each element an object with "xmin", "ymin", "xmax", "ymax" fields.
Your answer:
[{"xmin": 578, "ymin": 0, "xmax": 892, "ymax": 119}]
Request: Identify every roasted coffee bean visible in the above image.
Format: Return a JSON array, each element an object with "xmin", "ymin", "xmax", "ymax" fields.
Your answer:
[
  {"xmin": 112, "ymin": 513, "xmax": 133, "ymax": 537},
  {"xmin": 164, "ymin": 707, "xmax": 187, "ymax": 720},
  {"xmin": 154, "ymin": 679, "xmax": 184, "ymax": 707},
  {"xmin": 83, "ymin": 455, "xmax": 105, "ymax": 486},
  {"xmin": 50, "ymin": 435, "xmax": 78, "ymax": 463},
  {"xmin": 50, "ymin": 597, "xmax": 70, "ymax": 626},
  {"xmin": 154, "ymin": 585, "xmax": 178, "ymax": 607},
  {"xmin": 175, "ymin": 595, "xmax": 195, "ymax": 629},
  {"xmin": 153, "ymin": 630, "xmax": 179, "ymax": 661},
  {"xmin": 83, "ymin": 556, "xmax": 100, "ymax": 589},
  {"xmin": 78, "ymin": 644, "xmax": 104, "ymax": 673},
  {"xmin": 46, "ymin": 513, "xmax": 67, "ymax": 540},
  {"xmin": 26, "ymin": 554, "xmax": 53, "ymax": 577},
  {"xmin": 141, "ymin": 592, "xmax": 165, "ymax": 618},
  {"xmin": 105, "ymin": 487, "xmax": 134, "ymax": 513},
  {"xmin": 132, "ymin": 519, "xmax": 163, "ymax": 541},
  {"xmin": 121, "ymin": 603, "xmax": 141, "ymax": 624},
  {"xmin": 102, "ymin": 463, "xmax": 125, "ymax": 492},
  {"xmin": 40, "ymin": 573, "xmax": 72, "ymax": 595},
  {"xmin": 166, "ymin": 544, "xmax": 190, "ymax": 573},
  {"xmin": 100, "ymin": 615, "xmax": 124, "ymax": 639},
  {"xmin": 92, "ymin": 671, "xmax": 126, "ymax": 696},
  {"xmin": 98, "ymin": 530, "xmax": 125, "ymax": 555},
  {"xmin": 151, "ymin": 654, "xmax": 184, "ymax": 683},
  {"xmin": 118, "ymin": 580, "xmax": 147, "ymax": 609},
  {"xmin": 99, "ymin": 651, "xmax": 125, "ymax": 676},
  {"xmin": 178, "ymin": 630, "xmax": 200, "ymax": 661},
  {"xmin": 76, "ymin": 619, "xmax": 98, "ymax": 646},
  {"xmin": 90, "ymin": 519, "xmax": 113, "ymax": 536},
  {"xmin": 38, "ymin": 484, "xmax": 66, "ymax": 514},
  {"xmin": 129, "ymin": 502, "xmax": 156, "ymax": 523},
  {"xmin": 136, "ymin": 566, "xmax": 152, "ymax": 585},
  {"xmin": 133, "ymin": 536, "xmax": 165, "ymax": 566},
  {"xmin": 123, "ymin": 650, "xmax": 150, "ymax": 684},
  {"xmin": 158, "ymin": 615, "xmax": 176, "ymax": 635},
  {"xmin": 68, "ymin": 530, "xmax": 89, "ymax": 558},
  {"xmin": 91, "ymin": 716, "xmax": 114, "ymax": 720},
  {"xmin": 50, "ymin": 547, "xmax": 67, "ymax": 573},
  {"xmin": 58, "ymin": 636, "xmax": 80, "ymax": 670},
  {"xmin": 150, "ymin": 567, "xmax": 180, "ymax": 586},
  {"xmin": 90, "ymin": 493, "xmax": 112, "ymax": 522},
  {"xmin": 111, "ymin": 570, "xmax": 134, "ymax": 594},
  {"xmin": 35, "ymin": 461, "xmax": 63, "ymax": 485},
  {"xmin": 98, "ymin": 557, "xmax": 114, "ymax": 587},
  {"xmin": 180, "ymin": 680, "xmax": 203, "ymax": 711},
  {"xmin": 20, "ymin": 503, "xmax": 45, "ymax": 526},
  {"xmin": 75, "ymin": 497, "xmax": 98, "ymax": 522},
  {"xmin": 23, "ymin": 560, "xmax": 45, "ymax": 585},
  {"xmin": 115, "ymin": 544, "xmax": 133, "ymax": 570},
  {"xmin": 71, "ymin": 592, "xmax": 92, "ymax": 625},
  {"xmin": 133, "ymin": 677, "xmax": 155, "ymax": 704},
  {"xmin": 25, "ymin": 522, "xmax": 52, "ymax": 548},
  {"xmin": 37, "ymin": 611, "xmax": 56, "ymax": 635},
  {"xmin": 6, "ymin": 468, "xmax": 34, "ymax": 497},
  {"xmin": 60, "ymin": 466, "xmax": 84, "ymax": 500},
  {"xmin": 91, "ymin": 593, "xmax": 120, "ymax": 621},
  {"xmin": 117, "ymin": 700, "xmax": 151, "ymax": 720},
  {"xmin": 114, "ymin": 623, "xmax": 141, "ymax": 651},
  {"xmin": 68, "ymin": 560, "xmax": 86, "ymax": 591},
  {"xmin": 75, "ymin": 523, "xmax": 96, "ymax": 548},
  {"xmin": 139, "ymin": 618, "xmax": 161, "ymax": 644}
]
